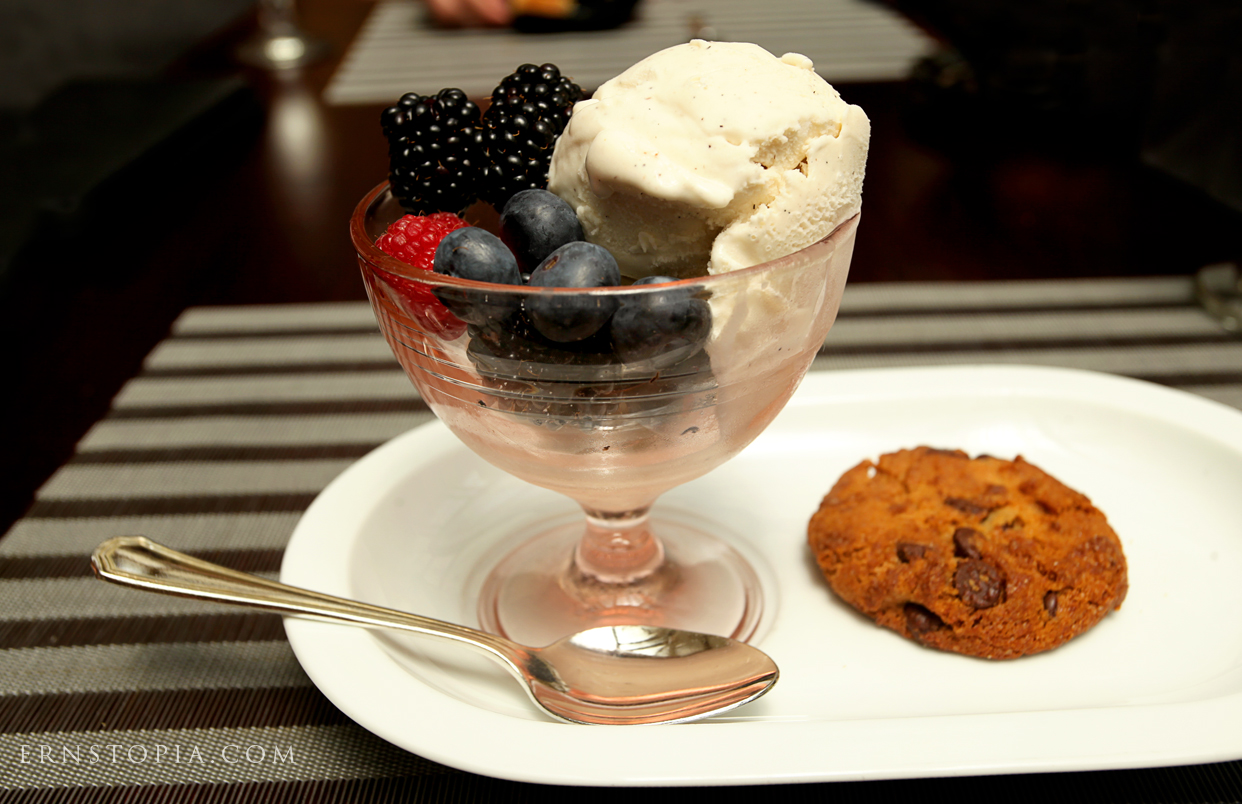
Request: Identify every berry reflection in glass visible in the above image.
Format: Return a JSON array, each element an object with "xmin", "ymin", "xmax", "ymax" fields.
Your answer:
[{"xmin": 352, "ymin": 183, "xmax": 858, "ymax": 647}]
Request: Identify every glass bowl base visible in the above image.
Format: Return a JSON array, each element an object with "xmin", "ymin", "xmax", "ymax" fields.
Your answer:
[{"xmin": 476, "ymin": 516, "xmax": 765, "ymax": 647}]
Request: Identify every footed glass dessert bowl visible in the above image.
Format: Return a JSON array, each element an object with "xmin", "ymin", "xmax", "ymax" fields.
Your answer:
[{"xmin": 351, "ymin": 182, "xmax": 858, "ymax": 646}]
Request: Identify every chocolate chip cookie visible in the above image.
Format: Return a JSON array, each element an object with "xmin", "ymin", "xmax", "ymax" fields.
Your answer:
[{"xmin": 807, "ymin": 447, "xmax": 1127, "ymax": 659}]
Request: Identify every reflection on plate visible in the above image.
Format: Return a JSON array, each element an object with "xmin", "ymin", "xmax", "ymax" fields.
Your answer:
[{"xmin": 282, "ymin": 365, "xmax": 1242, "ymax": 786}]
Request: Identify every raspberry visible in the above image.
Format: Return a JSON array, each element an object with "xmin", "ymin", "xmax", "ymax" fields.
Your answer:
[
  {"xmin": 374, "ymin": 213, "xmax": 471, "ymax": 339},
  {"xmin": 376, "ymin": 212, "xmax": 469, "ymax": 271}
]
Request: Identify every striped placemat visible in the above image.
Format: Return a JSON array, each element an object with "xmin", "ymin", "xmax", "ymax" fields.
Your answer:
[
  {"xmin": 3, "ymin": 277, "xmax": 1242, "ymax": 800},
  {"xmin": 324, "ymin": 0, "xmax": 937, "ymax": 105}
]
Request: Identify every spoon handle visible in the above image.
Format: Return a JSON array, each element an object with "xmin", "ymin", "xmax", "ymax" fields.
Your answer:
[{"xmin": 91, "ymin": 535, "xmax": 526, "ymax": 664}]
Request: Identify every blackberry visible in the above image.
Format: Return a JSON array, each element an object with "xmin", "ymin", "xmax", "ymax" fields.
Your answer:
[
  {"xmin": 480, "ymin": 64, "xmax": 583, "ymax": 210},
  {"xmin": 381, "ymin": 88, "xmax": 486, "ymax": 215}
]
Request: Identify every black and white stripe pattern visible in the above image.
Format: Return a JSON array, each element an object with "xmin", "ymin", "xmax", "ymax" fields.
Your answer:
[
  {"xmin": 2, "ymin": 279, "xmax": 1240, "ymax": 798},
  {"xmin": 324, "ymin": 0, "xmax": 937, "ymax": 104}
]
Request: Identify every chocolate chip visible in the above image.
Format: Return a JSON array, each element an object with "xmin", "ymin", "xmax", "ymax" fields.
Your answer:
[
  {"xmin": 1000, "ymin": 516, "xmax": 1026, "ymax": 531},
  {"xmin": 926, "ymin": 448, "xmax": 966, "ymax": 458},
  {"xmin": 904, "ymin": 603, "xmax": 947, "ymax": 634},
  {"xmin": 954, "ymin": 559, "xmax": 1006, "ymax": 609},
  {"xmin": 944, "ymin": 497, "xmax": 990, "ymax": 516},
  {"xmin": 1036, "ymin": 562, "xmax": 1058, "ymax": 581},
  {"xmin": 1036, "ymin": 499, "xmax": 1057, "ymax": 515},
  {"xmin": 896, "ymin": 542, "xmax": 929, "ymax": 562},
  {"xmin": 985, "ymin": 484, "xmax": 1007, "ymax": 495},
  {"xmin": 952, "ymin": 527, "xmax": 983, "ymax": 559},
  {"xmin": 1044, "ymin": 591, "xmax": 1058, "ymax": 617}
]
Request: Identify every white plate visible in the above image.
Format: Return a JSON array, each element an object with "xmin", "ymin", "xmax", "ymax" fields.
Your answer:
[{"xmin": 282, "ymin": 365, "xmax": 1242, "ymax": 786}]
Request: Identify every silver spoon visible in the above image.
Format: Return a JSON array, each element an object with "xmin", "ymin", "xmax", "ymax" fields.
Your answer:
[{"xmin": 91, "ymin": 536, "xmax": 778, "ymax": 725}]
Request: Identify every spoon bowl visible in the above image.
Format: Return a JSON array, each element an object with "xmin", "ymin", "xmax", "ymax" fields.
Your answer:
[{"xmin": 90, "ymin": 536, "xmax": 778, "ymax": 725}]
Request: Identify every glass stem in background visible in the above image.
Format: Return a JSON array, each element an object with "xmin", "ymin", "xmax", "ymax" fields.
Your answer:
[
  {"xmin": 236, "ymin": 0, "xmax": 329, "ymax": 69},
  {"xmin": 257, "ymin": 0, "xmax": 299, "ymax": 37}
]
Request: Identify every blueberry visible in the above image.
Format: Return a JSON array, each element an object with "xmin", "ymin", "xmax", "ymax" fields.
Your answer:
[
  {"xmin": 433, "ymin": 227, "xmax": 521, "ymax": 284},
  {"xmin": 499, "ymin": 189, "xmax": 585, "ymax": 273},
  {"xmin": 526, "ymin": 241, "xmax": 621, "ymax": 342},
  {"xmin": 432, "ymin": 227, "xmax": 523, "ymax": 325},
  {"xmin": 610, "ymin": 276, "xmax": 712, "ymax": 363}
]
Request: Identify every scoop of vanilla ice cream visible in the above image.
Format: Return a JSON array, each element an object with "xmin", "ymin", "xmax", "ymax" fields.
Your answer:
[{"xmin": 547, "ymin": 39, "xmax": 869, "ymax": 278}]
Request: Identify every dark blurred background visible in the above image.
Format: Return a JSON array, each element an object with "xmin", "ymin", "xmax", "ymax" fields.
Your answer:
[
  {"xmin": 1, "ymin": 0, "xmax": 1240, "ymax": 532},
  {"xmin": 894, "ymin": 0, "xmax": 1241, "ymax": 211},
  {"xmin": 0, "ymin": 0, "xmax": 254, "ymax": 109}
]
